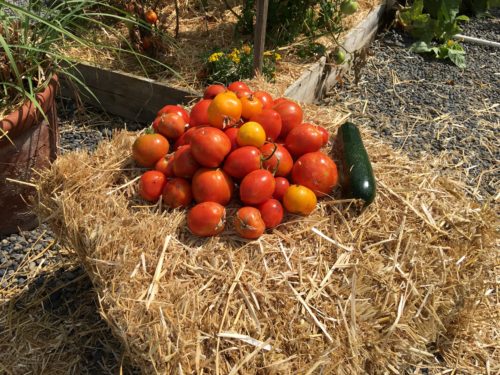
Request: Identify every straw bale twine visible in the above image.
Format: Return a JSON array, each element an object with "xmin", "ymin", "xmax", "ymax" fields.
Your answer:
[{"xmin": 35, "ymin": 103, "xmax": 498, "ymax": 374}]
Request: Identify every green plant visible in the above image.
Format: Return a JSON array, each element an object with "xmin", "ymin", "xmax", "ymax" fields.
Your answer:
[
  {"xmin": 238, "ymin": 0, "xmax": 352, "ymax": 47},
  {"xmin": 461, "ymin": 0, "xmax": 500, "ymax": 15},
  {"xmin": 205, "ymin": 45, "xmax": 280, "ymax": 85},
  {"xmin": 0, "ymin": 0, "xmax": 178, "ymax": 120},
  {"xmin": 398, "ymin": 0, "xmax": 481, "ymax": 68}
]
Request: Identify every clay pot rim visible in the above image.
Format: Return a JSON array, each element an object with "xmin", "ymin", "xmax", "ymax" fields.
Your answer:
[{"xmin": 0, "ymin": 75, "xmax": 59, "ymax": 135}]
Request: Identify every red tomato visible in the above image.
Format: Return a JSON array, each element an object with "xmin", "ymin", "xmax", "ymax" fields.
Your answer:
[
  {"xmin": 253, "ymin": 91, "xmax": 273, "ymax": 110},
  {"xmin": 190, "ymin": 127, "xmax": 231, "ymax": 167},
  {"xmin": 250, "ymin": 109, "xmax": 282, "ymax": 142},
  {"xmin": 223, "ymin": 146, "xmax": 261, "ymax": 179},
  {"xmin": 235, "ymin": 88, "xmax": 253, "ymax": 99},
  {"xmin": 204, "ymin": 84, "xmax": 226, "ymax": 99},
  {"xmin": 285, "ymin": 123, "xmax": 324, "ymax": 157},
  {"xmin": 172, "ymin": 145, "xmax": 200, "ymax": 178},
  {"xmin": 207, "ymin": 93, "xmax": 242, "ymax": 129},
  {"xmin": 139, "ymin": 171, "xmax": 166, "ymax": 202},
  {"xmin": 173, "ymin": 126, "xmax": 202, "ymax": 150},
  {"xmin": 224, "ymin": 127, "xmax": 239, "ymax": 151},
  {"xmin": 234, "ymin": 207, "xmax": 265, "ymax": 239},
  {"xmin": 154, "ymin": 155, "xmax": 172, "ymax": 176},
  {"xmin": 189, "ymin": 99, "xmax": 212, "ymax": 128},
  {"xmin": 162, "ymin": 177, "xmax": 192, "ymax": 208},
  {"xmin": 132, "ymin": 133, "xmax": 169, "ymax": 167},
  {"xmin": 239, "ymin": 169, "xmax": 276, "ymax": 205},
  {"xmin": 317, "ymin": 126, "xmax": 329, "ymax": 146},
  {"xmin": 261, "ymin": 143, "xmax": 293, "ymax": 177},
  {"xmin": 291, "ymin": 152, "xmax": 338, "ymax": 197},
  {"xmin": 154, "ymin": 113, "xmax": 186, "ymax": 140},
  {"xmin": 228, "ymin": 81, "xmax": 250, "ymax": 93},
  {"xmin": 273, "ymin": 100, "xmax": 303, "ymax": 138},
  {"xmin": 257, "ymin": 199, "xmax": 284, "ymax": 228},
  {"xmin": 192, "ymin": 168, "xmax": 234, "ymax": 205},
  {"xmin": 188, "ymin": 202, "xmax": 226, "ymax": 237},
  {"xmin": 157, "ymin": 104, "xmax": 189, "ymax": 124},
  {"xmin": 273, "ymin": 97, "xmax": 288, "ymax": 107},
  {"xmin": 273, "ymin": 177, "xmax": 290, "ymax": 201},
  {"xmin": 240, "ymin": 95, "xmax": 263, "ymax": 120}
]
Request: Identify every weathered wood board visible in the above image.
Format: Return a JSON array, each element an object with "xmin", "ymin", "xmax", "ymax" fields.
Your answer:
[
  {"xmin": 59, "ymin": 63, "xmax": 198, "ymax": 123},
  {"xmin": 284, "ymin": 1, "xmax": 394, "ymax": 103}
]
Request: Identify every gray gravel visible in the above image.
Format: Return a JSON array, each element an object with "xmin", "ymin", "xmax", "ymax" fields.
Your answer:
[{"xmin": 324, "ymin": 11, "xmax": 499, "ymax": 200}]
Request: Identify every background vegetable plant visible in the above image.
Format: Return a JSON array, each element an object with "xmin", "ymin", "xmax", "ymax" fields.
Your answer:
[{"xmin": 398, "ymin": 0, "xmax": 499, "ymax": 68}]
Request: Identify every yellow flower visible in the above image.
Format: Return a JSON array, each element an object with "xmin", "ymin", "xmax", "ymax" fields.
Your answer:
[
  {"xmin": 229, "ymin": 49, "xmax": 241, "ymax": 64},
  {"xmin": 274, "ymin": 53, "xmax": 282, "ymax": 61},
  {"xmin": 208, "ymin": 52, "xmax": 224, "ymax": 62},
  {"xmin": 447, "ymin": 40, "xmax": 454, "ymax": 47},
  {"xmin": 241, "ymin": 44, "xmax": 251, "ymax": 54}
]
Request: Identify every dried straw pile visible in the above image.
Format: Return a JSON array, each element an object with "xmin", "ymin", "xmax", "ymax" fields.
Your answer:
[{"xmin": 35, "ymin": 104, "xmax": 498, "ymax": 374}]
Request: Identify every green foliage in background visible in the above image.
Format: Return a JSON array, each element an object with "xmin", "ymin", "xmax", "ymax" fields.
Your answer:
[{"xmin": 399, "ymin": 0, "xmax": 499, "ymax": 68}]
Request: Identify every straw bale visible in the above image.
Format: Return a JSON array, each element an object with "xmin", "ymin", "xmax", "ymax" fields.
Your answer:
[{"xmin": 34, "ymin": 103, "xmax": 498, "ymax": 374}]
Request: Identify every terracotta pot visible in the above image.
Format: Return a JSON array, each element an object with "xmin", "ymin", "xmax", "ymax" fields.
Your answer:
[{"xmin": 0, "ymin": 76, "xmax": 59, "ymax": 236}]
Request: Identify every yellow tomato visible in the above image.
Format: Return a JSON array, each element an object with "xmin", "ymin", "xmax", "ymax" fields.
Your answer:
[
  {"xmin": 237, "ymin": 121, "xmax": 266, "ymax": 148},
  {"xmin": 283, "ymin": 185, "xmax": 317, "ymax": 215}
]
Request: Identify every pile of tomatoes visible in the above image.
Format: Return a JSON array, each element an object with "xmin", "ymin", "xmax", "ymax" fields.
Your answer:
[{"xmin": 132, "ymin": 81, "xmax": 338, "ymax": 239}]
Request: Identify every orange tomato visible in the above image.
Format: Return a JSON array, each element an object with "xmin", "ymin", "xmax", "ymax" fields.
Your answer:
[
  {"xmin": 162, "ymin": 177, "xmax": 192, "ymax": 208},
  {"xmin": 139, "ymin": 171, "xmax": 166, "ymax": 202},
  {"xmin": 145, "ymin": 10, "xmax": 158, "ymax": 24},
  {"xmin": 207, "ymin": 93, "xmax": 242, "ymax": 129},
  {"xmin": 132, "ymin": 133, "xmax": 169, "ymax": 167},
  {"xmin": 234, "ymin": 207, "xmax": 266, "ymax": 239},
  {"xmin": 237, "ymin": 121, "xmax": 266, "ymax": 148},
  {"xmin": 240, "ymin": 95, "xmax": 263, "ymax": 120},
  {"xmin": 283, "ymin": 185, "xmax": 317, "ymax": 215}
]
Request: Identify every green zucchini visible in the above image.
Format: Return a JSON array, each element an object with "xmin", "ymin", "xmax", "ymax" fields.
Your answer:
[{"xmin": 336, "ymin": 122, "xmax": 376, "ymax": 205}]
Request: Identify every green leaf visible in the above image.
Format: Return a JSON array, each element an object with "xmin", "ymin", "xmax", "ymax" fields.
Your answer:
[
  {"xmin": 410, "ymin": 41, "xmax": 432, "ymax": 53},
  {"xmin": 456, "ymin": 15, "xmax": 470, "ymax": 22},
  {"xmin": 447, "ymin": 49, "xmax": 466, "ymax": 68}
]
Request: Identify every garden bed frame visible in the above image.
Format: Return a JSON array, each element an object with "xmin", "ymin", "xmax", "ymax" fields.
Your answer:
[{"xmin": 60, "ymin": 0, "xmax": 394, "ymax": 122}]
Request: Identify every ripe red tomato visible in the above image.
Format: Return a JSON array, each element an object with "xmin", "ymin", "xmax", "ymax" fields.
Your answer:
[
  {"xmin": 253, "ymin": 91, "xmax": 273, "ymax": 110},
  {"xmin": 223, "ymin": 146, "xmax": 261, "ymax": 179},
  {"xmin": 273, "ymin": 97, "xmax": 288, "ymax": 107},
  {"xmin": 192, "ymin": 168, "xmax": 233, "ymax": 205},
  {"xmin": 154, "ymin": 155, "xmax": 173, "ymax": 176},
  {"xmin": 240, "ymin": 95, "xmax": 263, "ymax": 119},
  {"xmin": 260, "ymin": 143, "xmax": 293, "ymax": 177},
  {"xmin": 235, "ymin": 88, "xmax": 253, "ymax": 99},
  {"xmin": 257, "ymin": 199, "xmax": 283, "ymax": 228},
  {"xmin": 133, "ymin": 133, "xmax": 169, "ymax": 167},
  {"xmin": 139, "ymin": 170, "xmax": 166, "ymax": 202},
  {"xmin": 239, "ymin": 169, "xmax": 275, "ymax": 205},
  {"xmin": 228, "ymin": 81, "xmax": 250, "ymax": 93},
  {"xmin": 207, "ymin": 93, "xmax": 242, "ymax": 129},
  {"xmin": 234, "ymin": 207, "xmax": 265, "ymax": 239},
  {"xmin": 291, "ymin": 151, "xmax": 338, "ymax": 197},
  {"xmin": 317, "ymin": 126, "xmax": 329, "ymax": 145},
  {"xmin": 154, "ymin": 113, "xmax": 186, "ymax": 140},
  {"xmin": 157, "ymin": 104, "xmax": 189, "ymax": 124},
  {"xmin": 273, "ymin": 100, "xmax": 303, "ymax": 138},
  {"xmin": 285, "ymin": 123, "xmax": 324, "ymax": 157},
  {"xmin": 273, "ymin": 177, "xmax": 290, "ymax": 201},
  {"xmin": 172, "ymin": 145, "xmax": 200, "ymax": 178},
  {"xmin": 188, "ymin": 202, "xmax": 226, "ymax": 237},
  {"xmin": 162, "ymin": 177, "xmax": 192, "ymax": 208},
  {"xmin": 173, "ymin": 126, "xmax": 202, "ymax": 150},
  {"xmin": 189, "ymin": 99, "xmax": 211, "ymax": 128},
  {"xmin": 224, "ymin": 127, "xmax": 239, "ymax": 151},
  {"xmin": 144, "ymin": 9, "xmax": 158, "ymax": 24},
  {"xmin": 250, "ymin": 109, "xmax": 282, "ymax": 141},
  {"xmin": 190, "ymin": 127, "xmax": 231, "ymax": 167},
  {"xmin": 204, "ymin": 84, "xmax": 226, "ymax": 99}
]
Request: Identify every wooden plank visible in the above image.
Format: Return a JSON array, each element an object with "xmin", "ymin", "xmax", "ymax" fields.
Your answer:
[
  {"xmin": 253, "ymin": 0, "xmax": 269, "ymax": 75},
  {"xmin": 59, "ymin": 63, "xmax": 199, "ymax": 123},
  {"xmin": 284, "ymin": 1, "xmax": 393, "ymax": 103}
]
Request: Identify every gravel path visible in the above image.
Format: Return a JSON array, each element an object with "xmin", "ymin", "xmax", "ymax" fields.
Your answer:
[
  {"xmin": 1, "ymin": 10, "xmax": 498, "ymax": 374},
  {"xmin": 324, "ymin": 10, "xmax": 499, "ymax": 200}
]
